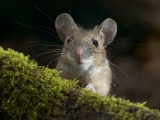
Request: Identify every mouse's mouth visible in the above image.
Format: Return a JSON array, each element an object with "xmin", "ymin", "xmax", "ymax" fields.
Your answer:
[{"xmin": 76, "ymin": 57, "xmax": 83, "ymax": 65}]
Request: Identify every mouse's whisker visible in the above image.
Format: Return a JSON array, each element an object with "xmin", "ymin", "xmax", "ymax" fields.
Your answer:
[
  {"xmin": 34, "ymin": 7, "xmax": 70, "ymax": 42},
  {"xmin": 118, "ymin": 19, "xmax": 138, "ymax": 30},
  {"xmin": 111, "ymin": 71, "xmax": 124, "ymax": 93},
  {"xmin": 35, "ymin": 6, "xmax": 54, "ymax": 23},
  {"xmin": 47, "ymin": 57, "xmax": 59, "ymax": 67},
  {"xmin": 114, "ymin": 38, "xmax": 134, "ymax": 42},
  {"xmin": 28, "ymin": 41, "xmax": 60, "ymax": 46},
  {"xmin": 16, "ymin": 43, "xmax": 62, "ymax": 55},
  {"xmin": 31, "ymin": 51, "xmax": 54, "ymax": 59},
  {"xmin": 111, "ymin": 52, "xmax": 134, "ymax": 59},
  {"xmin": 13, "ymin": 21, "xmax": 59, "ymax": 39},
  {"xmin": 109, "ymin": 61, "xmax": 131, "ymax": 81},
  {"xmin": 110, "ymin": 43, "xmax": 156, "ymax": 46},
  {"xmin": 35, "ymin": 44, "xmax": 62, "ymax": 48},
  {"xmin": 111, "ymin": 53, "xmax": 152, "ymax": 68},
  {"xmin": 37, "ymin": 48, "xmax": 62, "ymax": 52},
  {"xmin": 16, "ymin": 43, "xmax": 45, "ymax": 50},
  {"xmin": 35, "ymin": 6, "xmax": 67, "ymax": 36},
  {"xmin": 17, "ymin": 44, "xmax": 62, "ymax": 50},
  {"xmin": 39, "ymin": 25, "xmax": 57, "ymax": 34},
  {"xmin": 39, "ymin": 54, "xmax": 60, "ymax": 64}
]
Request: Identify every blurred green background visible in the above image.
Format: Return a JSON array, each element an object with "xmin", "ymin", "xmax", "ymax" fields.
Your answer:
[{"xmin": 0, "ymin": 0, "xmax": 160, "ymax": 109}]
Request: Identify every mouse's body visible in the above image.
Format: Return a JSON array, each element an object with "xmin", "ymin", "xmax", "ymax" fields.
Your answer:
[{"xmin": 55, "ymin": 13, "xmax": 117, "ymax": 96}]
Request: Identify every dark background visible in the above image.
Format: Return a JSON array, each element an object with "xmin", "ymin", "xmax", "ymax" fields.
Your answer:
[{"xmin": 0, "ymin": 0, "xmax": 160, "ymax": 109}]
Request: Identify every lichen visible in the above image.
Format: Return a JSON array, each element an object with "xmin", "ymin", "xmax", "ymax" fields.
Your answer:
[{"xmin": 0, "ymin": 46, "xmax": 160, "ymax": 120}]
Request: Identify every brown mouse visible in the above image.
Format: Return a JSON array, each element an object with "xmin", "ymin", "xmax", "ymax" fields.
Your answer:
[{"xmin": 55, "ymin": 13, "xmax": 117, "ymax": 96}]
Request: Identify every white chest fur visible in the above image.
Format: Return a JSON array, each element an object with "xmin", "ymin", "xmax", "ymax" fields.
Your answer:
[{"xmin": 69, "ymin": 56, "xmax": 102, "ymax": 78}]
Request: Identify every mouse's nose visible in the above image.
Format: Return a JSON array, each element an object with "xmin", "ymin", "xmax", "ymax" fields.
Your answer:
[{"xmin": 75, "ymin": 47, "xmax": 84, "ymax": 57}]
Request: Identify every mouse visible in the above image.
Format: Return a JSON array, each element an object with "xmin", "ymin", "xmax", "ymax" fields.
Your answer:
[{"xmin": 55, "ymin": 13, "xmax": 117, "ymax": 96}]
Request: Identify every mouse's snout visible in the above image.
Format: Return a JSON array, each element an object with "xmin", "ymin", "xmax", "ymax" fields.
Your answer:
[{"xmin": 75, "ymin": 47, "xmax": 84, "ymax": 57}]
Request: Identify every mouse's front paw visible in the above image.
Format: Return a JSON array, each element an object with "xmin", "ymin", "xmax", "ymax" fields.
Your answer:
[{"xmin": 85, "ymin": 83, "xmax": 96, "ymax": 93}]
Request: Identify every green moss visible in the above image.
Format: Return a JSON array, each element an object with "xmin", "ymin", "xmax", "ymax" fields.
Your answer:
[{"xmin": 0, "ymin": 46, "xmax": 160, "ymax": 120}]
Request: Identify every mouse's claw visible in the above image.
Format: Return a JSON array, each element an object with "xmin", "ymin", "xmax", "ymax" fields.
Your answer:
[{"xmin": 85, "ymin": 83, "xmax": 96, "ymax": 93}]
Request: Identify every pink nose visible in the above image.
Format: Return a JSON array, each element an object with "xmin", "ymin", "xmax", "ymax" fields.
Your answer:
[{"xmin": 76, "ymin": 47, "xmax": 84, "ymax": 57}]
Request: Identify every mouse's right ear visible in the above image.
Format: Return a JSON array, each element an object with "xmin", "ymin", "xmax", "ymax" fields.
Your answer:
[
  {"xmin": 55, "ymin": 13, "xmax": 77, "ymax": 41},
  {"xmin": 98, "ymin": 18, "xmax": 117, "ymax": 46}
]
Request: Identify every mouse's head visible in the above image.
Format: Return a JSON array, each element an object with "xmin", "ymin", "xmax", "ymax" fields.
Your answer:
[{"xmin": 55, "ymin": 13, "xmax": 117, "ymax": 69}]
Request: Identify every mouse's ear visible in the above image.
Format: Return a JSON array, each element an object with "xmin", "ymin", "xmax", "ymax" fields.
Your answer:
[
  {"xmin": 98, "ymin": 18, "xmax": 117, "ymax": 45},
  {"xmin": 55, "ymin": 13, "xmax": 77, "ymax": 41}
]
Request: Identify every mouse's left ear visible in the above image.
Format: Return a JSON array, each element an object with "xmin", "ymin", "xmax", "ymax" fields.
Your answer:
[{"xmin": 98, "ymin": 18, "xmax": 117, "ymax": 45}]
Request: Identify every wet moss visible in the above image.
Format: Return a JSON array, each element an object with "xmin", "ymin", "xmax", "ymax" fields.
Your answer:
[{"xmin": 0, "ymin": 46, "xmax": 160, "ymax": 120}]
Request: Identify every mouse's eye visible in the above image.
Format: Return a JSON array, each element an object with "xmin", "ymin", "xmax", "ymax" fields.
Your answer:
[
  {"xmin": 92, "ymin": 39, "xmax": 98, "ymax": 47},
  {"xmin": 67, "ymin": 37, "xmax": 73, "ymax": 44}
]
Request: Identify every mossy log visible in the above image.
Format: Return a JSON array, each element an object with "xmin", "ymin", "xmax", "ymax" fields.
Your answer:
[{"xmin": 0, "ymin": 46, "xmax": 160, "ymax": 120}]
